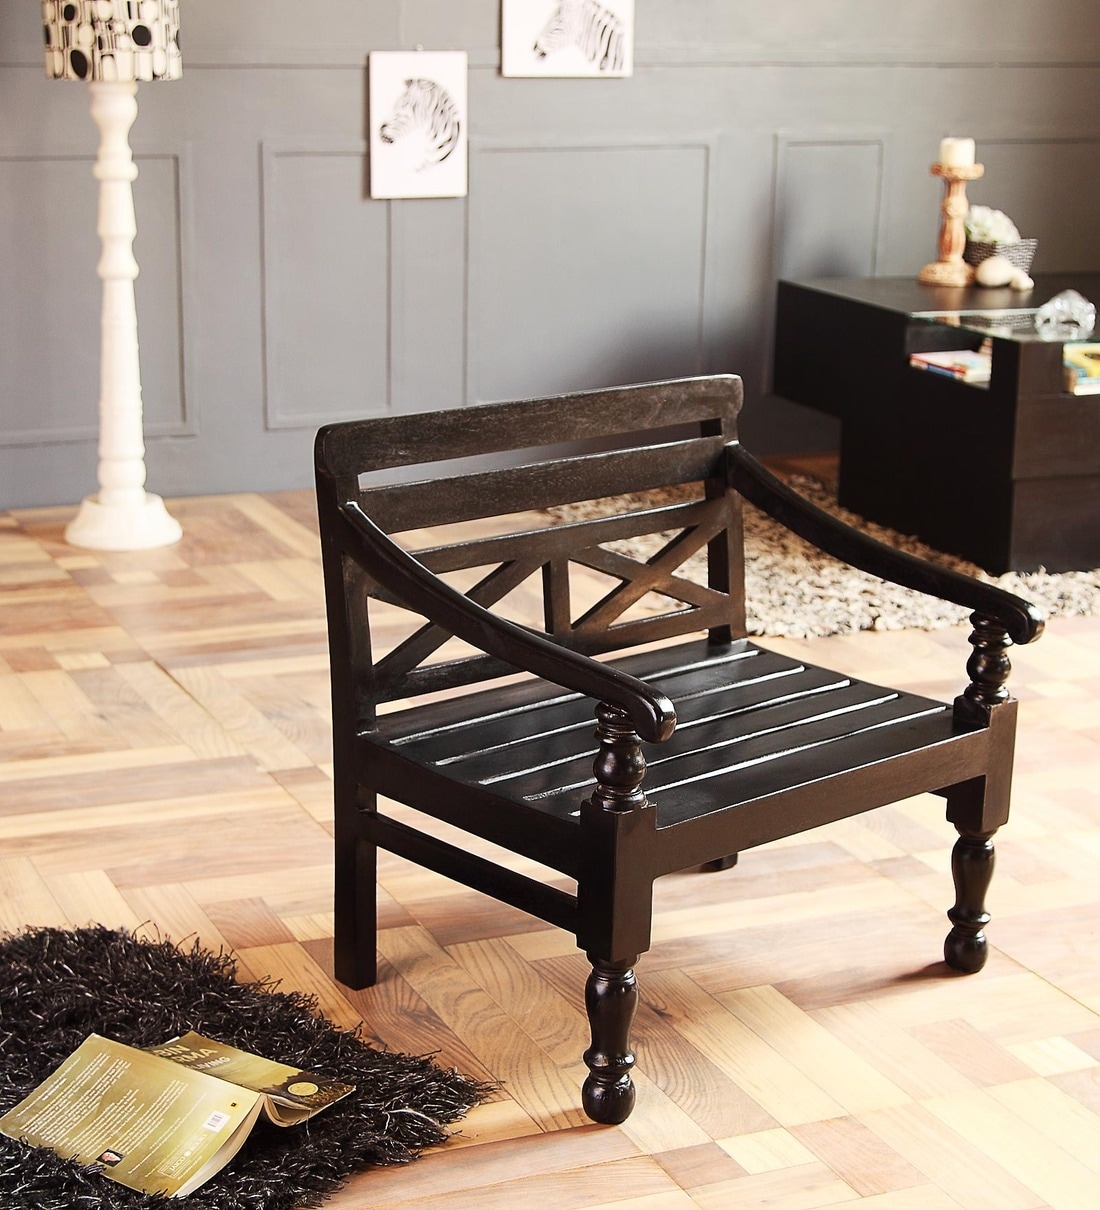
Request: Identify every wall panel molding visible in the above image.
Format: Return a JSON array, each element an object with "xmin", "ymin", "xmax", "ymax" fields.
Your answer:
[
  {"xmin": 0, "ymin": 149, "xmax": 192, "ymax": 448},
  {"xmin": 260, "ymin": 141, "xmax": 391, "ymax": 430},
  {"xmin": 772, "ymin": 131, "xmax": 889, "ymax": 279},
  {"xmin": 763, "ymin": 131, "xmax": 889, "ymax": 393},
  {"xmin": 465, "ymin": 139, "xmax": 716, "ymax": 404}
]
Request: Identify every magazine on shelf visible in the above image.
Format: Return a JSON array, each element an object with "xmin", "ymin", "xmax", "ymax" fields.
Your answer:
[
  {"xmin": 0, "ymin": 1031, "xmax": 353, "ymax": 1198},
  {"xmin": 1064, "ymin": 342, "xmax": 1100, "ymax": 394},
  {"xmin": 908, "ymin": 347, "xmax": 992, "ymax": 383}
]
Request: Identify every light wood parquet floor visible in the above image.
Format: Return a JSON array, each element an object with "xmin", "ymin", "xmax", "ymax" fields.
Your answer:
[{"xmin": 2, "ymin": 480, "xmax": 1100, "ymax": 1209}]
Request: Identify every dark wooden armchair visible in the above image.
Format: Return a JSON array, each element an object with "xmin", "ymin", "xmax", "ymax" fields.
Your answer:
[{"xmin": 314, "ymin": 376, "xmax": 1043, "ymax": 1125}]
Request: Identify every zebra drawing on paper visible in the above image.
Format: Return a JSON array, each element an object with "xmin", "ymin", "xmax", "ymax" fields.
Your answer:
[
  {"xmin": 379, "ymin": 78, "xmax": 461, "ymax": 172},
  {"xmin": 534, "ymin": 0, "xmax": 626, "ymax": 73}
]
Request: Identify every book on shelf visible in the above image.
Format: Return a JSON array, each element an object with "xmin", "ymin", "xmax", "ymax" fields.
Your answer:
[
  {"xmin": 1064, "ymin": 342, "xmax": 1100, "ymax": 395},
  {"xmin": 908, "ymin": 347, "xmax": 992, "ymax": 383},
  {"xmin": 0, "ymin": 1031, "xmax": 354, "ymax": 1198}
]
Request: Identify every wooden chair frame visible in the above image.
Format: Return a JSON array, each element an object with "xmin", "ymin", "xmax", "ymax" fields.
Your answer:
[{"xmin": 315, "ymin": 376, "xmax": 1043, "ymax": 1124}]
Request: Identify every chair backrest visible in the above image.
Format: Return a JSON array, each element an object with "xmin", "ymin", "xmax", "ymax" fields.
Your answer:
[{"xmin": 315, "ymin": 375, "xmax": 747, "ymax": 716}]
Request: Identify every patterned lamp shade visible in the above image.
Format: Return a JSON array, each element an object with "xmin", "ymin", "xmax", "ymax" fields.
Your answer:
[{"xmin": 43, "ymin": 1, "xmax": 181, "ymax": 82}]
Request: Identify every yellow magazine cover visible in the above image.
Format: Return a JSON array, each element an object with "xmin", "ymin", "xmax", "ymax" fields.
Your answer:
[
  {"xmin": 148, "ymin": 1031, "xmax": 354, "ymax": 1125},
  {"xmin": 0, "ymin": 1032, "xmax": 353, "ymax": 1198}
]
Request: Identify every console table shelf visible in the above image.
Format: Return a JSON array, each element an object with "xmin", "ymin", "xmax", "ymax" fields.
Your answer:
[{"xmin": 774, "ymin": 274, "xmax": 1100, "ymax": 574}]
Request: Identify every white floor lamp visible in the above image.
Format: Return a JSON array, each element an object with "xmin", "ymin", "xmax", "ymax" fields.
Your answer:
[{"xmin": 43, "ymin": 0, "xmax": 183, "ymax": 550}]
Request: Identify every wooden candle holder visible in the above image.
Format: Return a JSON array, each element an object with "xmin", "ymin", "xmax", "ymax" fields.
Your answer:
[{"xmin": 918, "ymin": 162, "xmax": 985, "ymax": 287}]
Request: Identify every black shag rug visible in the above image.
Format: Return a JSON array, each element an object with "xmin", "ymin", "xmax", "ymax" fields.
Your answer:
[{"xmin": 0, "ymin": 925, "xmax": 493, "ymax": 1208}]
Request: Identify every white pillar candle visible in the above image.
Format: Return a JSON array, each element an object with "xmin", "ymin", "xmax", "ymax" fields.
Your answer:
[{"xmin": 939, "ymin": 137, "xmax": 975, "ymax": 167}]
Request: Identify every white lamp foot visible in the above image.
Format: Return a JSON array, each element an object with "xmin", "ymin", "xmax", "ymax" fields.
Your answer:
[{"xmin": 65, "ymin": 492, "xmax": 182, "ymax": 551}]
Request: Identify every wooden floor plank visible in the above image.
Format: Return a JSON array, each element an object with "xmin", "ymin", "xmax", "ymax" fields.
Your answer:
[
  {"xmin": 858, "ymin": 1102, "xmax": 1044, "ymax": 1210},
  {"xmin": 44, "ymin": 868, "xmax": 146, "ymax": 932},
  {"xmin": 789, "ymin": 1117, "xmax": 926, "ymax": 1198},
  {"xmin": 0, "ymin": 855, "xmax": 68, "ymax": 932},
  {"xmin": 690, "ymin": 1162, "xmax": 859, "ymax": 1210},
  {"xmin": 365, "ymin": 1155, "xmax": 686, "ymax": 1210},
  {"xmin": 639, "ymin": 969, "xmax": 847, "ymax": 1127},
  {"xmin": 377, "ymin": 924, "xmax": 591, "ymax": 1132},
  {"xmin": 327, "ymin": 1123, "xmax": 640, "ymax": 1206},
  {"xmin": 923, "ymin": 1087, "xmax": 1099, "ymax": 1210},
  {"xmin": 717, "ymin": 984, "xmax": 911, "ymax": 1114}
]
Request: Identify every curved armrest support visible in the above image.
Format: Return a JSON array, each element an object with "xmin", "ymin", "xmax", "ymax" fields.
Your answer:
[
  {"xmin": 334, "ymin": 500, "xmax": 677, "ymax": 743},
  {"xmin": 727, "ymin": 444, "xmax": 1044, "ymax": 645}
]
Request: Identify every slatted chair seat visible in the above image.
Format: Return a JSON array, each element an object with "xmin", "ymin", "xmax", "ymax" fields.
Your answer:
[
  {"xmin": 372, "ymin": 637, "xmax": 974, "ymax": 843},
  {"xmin": 315, "ymin": 375, "xmax": 1043, "ymax": 1126}
]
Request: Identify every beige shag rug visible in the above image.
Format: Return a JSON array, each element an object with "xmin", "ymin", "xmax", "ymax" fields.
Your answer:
[{"xmin": 548, "ymin": 476, "xmax": 1100, "ymax": 640}]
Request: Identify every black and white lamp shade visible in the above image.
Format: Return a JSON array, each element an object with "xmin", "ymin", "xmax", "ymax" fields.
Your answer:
[{"xmin": 43, "ymin": 0, "xmax": 182, "ymax": 82}]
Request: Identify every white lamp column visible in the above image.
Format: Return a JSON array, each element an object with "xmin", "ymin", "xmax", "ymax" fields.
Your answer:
[{"xmin": 43, "ymin": 0, "xmax": 183, "ymax": 550}]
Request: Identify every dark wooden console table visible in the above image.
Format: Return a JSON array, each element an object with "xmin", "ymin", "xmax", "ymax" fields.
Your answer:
[{"xmin": 774, "ymin": 274, "xmax": 1100, "ymax": 574}]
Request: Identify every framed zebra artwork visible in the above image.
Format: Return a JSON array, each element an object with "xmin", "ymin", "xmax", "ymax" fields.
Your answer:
[
  {"xmin": 369, "ymin": 51, "xmax": 468, "ymax": 199},
  {"xmin": 502, "ymin": 0, "xmax": 635, "ymax": 78}
]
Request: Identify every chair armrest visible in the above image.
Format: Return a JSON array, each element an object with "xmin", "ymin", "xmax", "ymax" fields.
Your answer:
[
  {"xmin": 726, "ymin": 444, "xmax": 1044, "ymax": 645},
  {"xmin": 332, "ymin": 500, "xmax": 678, "ymax": 743}
]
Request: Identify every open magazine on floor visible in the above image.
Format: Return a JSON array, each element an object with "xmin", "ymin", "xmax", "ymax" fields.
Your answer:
[{"xmin": 0, "ymin": 1031, "xmax": 354, "ymax": 1198}]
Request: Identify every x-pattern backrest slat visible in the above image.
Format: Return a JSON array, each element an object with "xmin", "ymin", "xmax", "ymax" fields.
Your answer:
[
  {"xmin": 367, "ymin": 495, "xmax": 737, "ymax": 696},
  {"xmin": 570, "ymin": 507, "xmax": 729, "ymax": 633},
  {"xmin": 372, "ymin": 554, "xmax": 544, "ymax": 697}
]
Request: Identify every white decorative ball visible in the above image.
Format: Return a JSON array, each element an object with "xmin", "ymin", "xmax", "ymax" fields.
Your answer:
[
  {"xmin": 974, "ymin": 255, "xmax": 1015, "ymax": 287},
  {"xmin": 1009, "ymin": 269, "xmax": 1034, "ymax": 291}
]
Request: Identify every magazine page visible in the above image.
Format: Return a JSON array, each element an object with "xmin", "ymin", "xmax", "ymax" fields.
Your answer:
[
  {"xmin": 0, "ymin": 1034, "xmax": 263, "ymax": 1198},
  {"xmin": 149, "ymin": 1031, "xmax": 354, "ymax": 1125}
]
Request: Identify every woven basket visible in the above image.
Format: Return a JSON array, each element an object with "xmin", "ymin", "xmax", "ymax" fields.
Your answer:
[{"xmin": 963, "ymin": 238, "xmax": 1037, "ymax": 272}]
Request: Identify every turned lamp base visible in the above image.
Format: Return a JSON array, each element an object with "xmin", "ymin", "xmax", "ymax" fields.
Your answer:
[
  {"xmin": 65, "ymin": 491, "xmax": 182, "ymax": 551},
  {"xmin": 63, "ymin": 79, "xmax": 183, "ymax": 553}
]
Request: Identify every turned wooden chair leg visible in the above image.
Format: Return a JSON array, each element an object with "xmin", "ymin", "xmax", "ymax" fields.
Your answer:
[
  {"xmin": 945, "ymin": 828, "xmax": 996, "ymax": 973},
  {"xmin": 578, "ymin": 702, "xmax": 652, "ymax": 1124},
  {"xmin": 582, "ymin": 955, "xmax": 639, "ymax": 1125},
  {"xmin": 943, "ymin": 614, "xmax": 1015, "ymax": 976},
  {"xmin": 701, "ymin": 853, "xmax": 739, "ymax": 872}
]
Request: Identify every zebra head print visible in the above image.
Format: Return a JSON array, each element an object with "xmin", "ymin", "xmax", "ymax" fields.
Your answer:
[
  {"xmin": 379, "ymin": 78, "xmax": 461, "ymax": 172},
  {"xmin": 533, "ymin": 0, "xmax": 625, "ymax": 73}
]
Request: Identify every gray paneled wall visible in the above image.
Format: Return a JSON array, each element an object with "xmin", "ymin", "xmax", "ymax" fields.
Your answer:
[{"xmin": 1, "ymin": 2, "xmax": 1098, "ymax": 507}]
